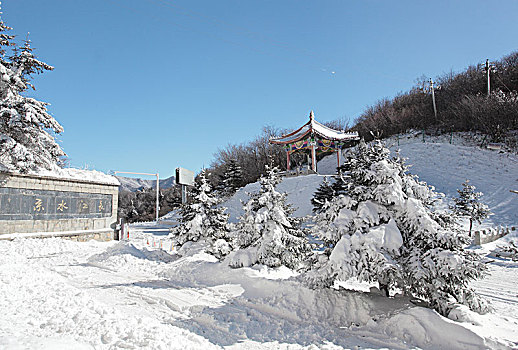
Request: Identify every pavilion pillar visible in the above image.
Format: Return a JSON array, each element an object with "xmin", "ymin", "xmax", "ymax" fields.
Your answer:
[
  {"xmin": 311, "ymin": 145, "xmax": 317, "ymax": 173},
  {"xmin": 337, "ymin": 149, "xmax": 341, "ymax": 168},
  {"xmin": 286, "ymin": 150, "xmax": 291, "ymax": 170}
]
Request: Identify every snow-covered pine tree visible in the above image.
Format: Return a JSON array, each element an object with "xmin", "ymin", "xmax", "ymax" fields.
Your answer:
[
  {"xmin": 306, "ymin": 140, "xmax": 488, "ymax": 316},
  {"xmin": 311, "ymin": 176, "xmax": 335, "ymax": 213},
  {"xmin": 217, "ymin": 158, "xmax": 244, "ymax": 197},
  {"xmin": 311, "ymin": 146, "xmax": 365, "ymax": 213},
  {"xmin": 229, "ymin": 165, "xmax": 311, "ymax": 270},
  {"xmin": 169, "ymin": 170, "xmax": 231, "ymax": 258},
  {"xmin": 453, "ymin": 180, "xmax": 491, "ymax": 236},
  {"xmin": 307, "ymin": 140, "xmax": 404, "ymax": 295},
  {"xmin": 0, "ymin": 13, "xmax": 65, "ymax": 173}
]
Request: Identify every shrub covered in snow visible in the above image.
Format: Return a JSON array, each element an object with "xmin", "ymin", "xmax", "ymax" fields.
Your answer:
[
  {"xmin": 492, "ymin": 241, "xmax": 518, "ymax": 261},
  {"xmin": 452, "ymin": 179, "xmax": 491, "ymax": 236},
  {"xmin": 229, "ymin": 165, "xmax": 312, "ymax": 269},
  {"xmin": 0, "ymin": 13, "xmax": 65, "ymax": 173},
  {"xmin": 306, "ymin": 140, "xmax": 488, "ymax": 316},
  {"xmin": 169, "ymin": 170, "xmax": 230, "ymax": 258}
]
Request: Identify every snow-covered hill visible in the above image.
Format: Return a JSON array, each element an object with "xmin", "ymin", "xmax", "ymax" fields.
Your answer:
[
  {"xmin": 223, "ymin": 135, "xmax": 517, "ymax": 228},
  {"xmin": 117, "ymin": 175, "xmax": 175, "ymax": 192},
  {"xmin": 386, "ymin": 135, "xmax": 518, "ymax": 227},
  {"xmin": 223, "ymin": 174, "xmax": 324, "ymax": 222}
]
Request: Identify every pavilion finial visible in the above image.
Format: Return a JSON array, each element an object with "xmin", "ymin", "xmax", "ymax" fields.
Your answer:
[{"xmin": 309, "ymin": 110, "xmax": 314, "ymax": 121}]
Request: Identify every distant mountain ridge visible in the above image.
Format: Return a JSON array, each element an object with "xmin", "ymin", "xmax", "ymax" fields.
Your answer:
[{"xmin": 116, "ymin": 175, "xmax": 176, "ymax": 192}]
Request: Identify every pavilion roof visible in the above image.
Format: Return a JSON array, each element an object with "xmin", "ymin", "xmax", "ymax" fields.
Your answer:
[{"xmin": 269, "ymin": 111, "xmax": 360, "ymax": 145}]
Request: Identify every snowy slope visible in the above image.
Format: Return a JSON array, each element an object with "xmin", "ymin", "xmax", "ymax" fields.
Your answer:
[
  {"xmin": 224, "ymin": 135, "xmax": 518, "ymax": 228},
  {"xmin": 2, "ymin": 135, "xmax": 518, "ymax": 349},
  {"xmin": 223, "ymin": 174, "xmax": 324, "ymax": 222},
  {"xmin": 387, "ymin": 139, "xmax": 518, "ymax": 227}
]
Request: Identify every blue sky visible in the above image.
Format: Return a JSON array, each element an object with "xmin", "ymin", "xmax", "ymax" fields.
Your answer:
[{"xmin": 3, "ymin": 0, "xmax": 518, "ymax": 178}]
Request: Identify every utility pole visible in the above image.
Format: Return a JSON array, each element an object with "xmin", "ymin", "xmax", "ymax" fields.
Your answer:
[
  {"xmin": 419, "ymin": 78, "xmax": 440, "ymax": 120},
  {"xmin": 417, "ymin": 78, "xmax": 441, "ymax": 143},
  {"xmin": 482, "ymin": 59, "xmax": 496, "ymax": 96},
  {"xmin": 429, "ymin": 79, "xmax": 438, "ymax": 120}
]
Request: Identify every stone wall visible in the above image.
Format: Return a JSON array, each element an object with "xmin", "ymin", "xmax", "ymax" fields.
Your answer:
[{"xmin": 0, "ymin": 171, "xmax": 118, "ymax": 240}]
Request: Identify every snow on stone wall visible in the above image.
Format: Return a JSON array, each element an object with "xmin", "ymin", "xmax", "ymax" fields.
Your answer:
[{"xmin": 0, "ymin": 171, "xmax": 119, "ymax": 238}]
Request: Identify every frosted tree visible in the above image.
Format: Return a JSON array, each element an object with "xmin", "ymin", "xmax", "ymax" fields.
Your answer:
[
  {"xmin": 0, "ymin": 12, "xmax": 65, "ymax": 173},
  {"xmin": 307, "ymin": 141, "xmax": 404, "ymax": 295},
  {"xmin": 170, "ymin": 170, "xmax": 230, "ymax": 258},
  {"xmin": 307, "ymin": 140, "xmax": 488, "ymax": 316},
  {"xmin": 229, "ymin": 165, "xmax": 311, "ymax": 270},
  {"xmin": 453, "ymin": 180, "xmax": 491, "ymax": 236}
]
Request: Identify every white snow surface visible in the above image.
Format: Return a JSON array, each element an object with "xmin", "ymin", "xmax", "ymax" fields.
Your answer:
[
  {"xmin": 1, "ymin": 227, "xmax": 516, "ymax": 349},
  {"xmin": 223, "ymin": 174, "xmax": 324, "ymax": 222},
  {"xmin": 386, "ymin": 134, "xmax": 518, "ymax": 227},
  {"xmin": 32, "ymin": 167, "xmax": 119, "ymax": 185},
  {"xmin": 2, "ymin": 134, "xmax": 518, "ymax": 349}
]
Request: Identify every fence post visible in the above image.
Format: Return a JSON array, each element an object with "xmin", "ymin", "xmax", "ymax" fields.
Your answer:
[
  {"xmin": 474, "ymin": 231, "xmax": 481, "ymax": 245},
  {"xmin": 120, "ymin": 219, "xmax": 125, "ymax": 241}
]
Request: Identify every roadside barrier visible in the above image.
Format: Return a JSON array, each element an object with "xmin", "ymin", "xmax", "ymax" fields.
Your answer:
[{"xmin": 474, "ymin": 226, "xmax": 515, "ymax": 245}]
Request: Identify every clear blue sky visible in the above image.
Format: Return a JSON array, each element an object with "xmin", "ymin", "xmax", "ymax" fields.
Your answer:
[{"xmin": 4, "ymin": 0, "xmax": 518, "ymax": 178}]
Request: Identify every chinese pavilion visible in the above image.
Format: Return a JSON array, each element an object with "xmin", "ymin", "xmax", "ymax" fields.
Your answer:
[{"xmin": 269, "ymin": 111, "xmax": 360, "ymax": 173}]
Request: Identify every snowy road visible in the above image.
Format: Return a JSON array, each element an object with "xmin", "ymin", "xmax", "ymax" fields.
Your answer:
[{"xmin": 1, "ymin": 224, "xmax": 517, "ymax": 349}]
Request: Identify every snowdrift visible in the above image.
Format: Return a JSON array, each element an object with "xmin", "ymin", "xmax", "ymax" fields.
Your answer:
[{"xmin": 1, "ymin": 236, "xmax": 507, "ymax": 349}]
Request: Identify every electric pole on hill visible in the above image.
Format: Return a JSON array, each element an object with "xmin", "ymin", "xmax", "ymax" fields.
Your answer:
[
  {"xmin": 420, "ymin": 79, "xmax": 440, "ymax": 120},
  {"xmin": 482, "ymin": 59, "xmax": 496, "ymax": 96},
  {"xmin": 429, "ymin": 79, "xmax": 439, "ymax": 120}
]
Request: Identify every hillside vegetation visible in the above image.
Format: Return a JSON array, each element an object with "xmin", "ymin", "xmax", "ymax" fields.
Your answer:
[{"xmin": 353, "ymin": 51, "xmax": 518, "ymax": 145}]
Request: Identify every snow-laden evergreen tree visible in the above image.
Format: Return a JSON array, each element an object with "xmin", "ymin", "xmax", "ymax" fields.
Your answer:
[
  {"xmin": 169, "ymin": 170, "xmax": 231, "ymax": 258},
  {"xmin": 311, "ymin": 148, "xmax": 362, "ymax": 213},
  {"xmin": 229, "ymin": 165, "xmax": 311, "ymax": 269},
  {"xmin": 306, "ymin": 140, "xmax": 488, "ymax": 316},
  {"xmin": 218, "ymin": 159, "xmax": 244, "ymax": 197},
  {"xmin": 453, "ymin": 180, "xmax": 491, "ymax": 236},
  {"xmin": 0, "ymin": 12, "xmax": 65, "ymax": 173},
  {"xmin": 311, "ymin": 176, "xmax": 335, "ymax": 213}
]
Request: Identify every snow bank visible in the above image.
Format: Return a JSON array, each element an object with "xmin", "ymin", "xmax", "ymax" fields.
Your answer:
[
  {"xmin": 33, "ymin": 167, "xmax": 119, "ymax": 185},
  {"xmin": 374, "ymin": 307, "xmax": 497, "ymax": 350},
  {"xmin": 0, "ymin": 238, "xmax": 218, "ymax": 350}
]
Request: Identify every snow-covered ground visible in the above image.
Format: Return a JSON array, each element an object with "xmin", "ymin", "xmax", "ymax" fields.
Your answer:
[
  {"xmin": 386, "ymin": 134, "xmax": 518, "ymax": 227},
  {"xmin": 1, "ymin": 225, "xmax": 516, "ymax": 349},
  {"xmin": 2, "ymin": 134, "xmax": 518, "ymax": 349}
]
